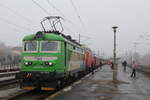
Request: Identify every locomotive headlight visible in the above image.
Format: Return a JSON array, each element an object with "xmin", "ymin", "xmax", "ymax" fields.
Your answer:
[
  {"xmin": 48, "ymin": 62, "xmax": 53, "ymax": 66},
  {"xmin": 24, "ymin": 61, "xmax": 32, "ymax": 66},
  {"xmin": 24, "ymin": 62, "xmax": 28, "ymax": 65},
  {"xmin": 45, "ymin": 61, "xmax": 53, "ymax": 66}
]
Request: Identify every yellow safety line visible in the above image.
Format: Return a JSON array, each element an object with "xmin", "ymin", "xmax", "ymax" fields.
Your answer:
[
  {"xmin": 46, "ymin": 80, "xmax": 81, "ymax": 100},
  {"xmin": 45, "ymin": 72, "xmax": 95, "ymax": 100},
  {"xmin": 21, "ymin": 87, "xmax": 35, "ymax": 90},
  {"xmin": 41, "ymin": 87, "xmax": 55, "ymax": 91},
  {"xmin": 46, "ymin": 90, "xmax": 63, "ymax": 100}
]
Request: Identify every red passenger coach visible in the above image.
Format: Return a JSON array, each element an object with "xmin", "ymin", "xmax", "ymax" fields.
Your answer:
[
  {"xmin": 93, "ymin": 54, "xmax": 100, "ymax": 69},
  {"xmin": 85, "ymin": 48, "xmax": 93, "ymax": 72}
]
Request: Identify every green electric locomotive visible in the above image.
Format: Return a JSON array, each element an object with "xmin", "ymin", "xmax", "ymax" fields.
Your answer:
[{"xmin": 18, "ymin": 16, "xmax": 86, "ymax": 90}]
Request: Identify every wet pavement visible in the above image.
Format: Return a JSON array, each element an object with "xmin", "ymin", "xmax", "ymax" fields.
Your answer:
[{"xmin": 51, "ymin": 64, "xmax": 150, "ymax": 100}]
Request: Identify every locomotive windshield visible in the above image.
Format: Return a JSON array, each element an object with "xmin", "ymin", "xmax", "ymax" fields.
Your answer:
[
  {"xmin": 41, "ymin": 41, "xmax": 60, "ymax": 52},
  {"xmin": 23, "ymin": 41, "xmax": 37, "ymax": 52}
]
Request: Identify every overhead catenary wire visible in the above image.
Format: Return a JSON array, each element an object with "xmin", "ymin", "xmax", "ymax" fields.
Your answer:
[
  {"xmin": 69, "ymin": 0, "xmax": 93, "ymax": 44},
  {"xmin": 1, "ymin": 23, "xmax": 25, "ymax": 34},
  {"xmin": 134, "ymin": 20, "xmax": 150, "ymax": 44},
  {"xmin": 32, "ymin": 0, "xmax": 50, "ymax": 15},
  {"xmin": 46, "ymin": 0, "xmax": 65, "ymax": 18},
  {"xmin": 141, "ymin": 36, "xmax": 150, "ymax": 41},
  {"xmin": 63, "ymin": 24, "xmax": 76, "ymax": 35},
  {"xmin": 69, "ymin": 0, "xmax": 88, "ymax": 34},
  {"xmin": 69, "ymin": 0, "xmax": 82, "ymax": 22},
  {"xmin": 0, "ymin": 3, "xmax": 36, "ymax": 25},
  {"xmin": 63, "ymin": 24, "xmax": 92, "ymax": 44},
  {"xmin": 63, "ymin": 22, "xmax": 92, "ymax": 44},
  {"xmin": 0, "ymin": 17, "xmax": 34, "ymax": 33},
  {"xmin": 0, "ymin": 3, "xmax": 42, "ymax": 32},
  {"xmin": 46, "ymin": 0, "xmax": 75, "ymax": 25},
  {"xmin": 32, "ymin": 0, "xmax": 74, "ymax": 32},
  {"xmin": 46, "ymin": 0, "xmax": 84, "ymax": 37},
  {"xmin": 33, "ymin": 0, "xmax": 91, "ymax": 44},
  {"xmin": 80, "ymin": 37, "xmax": 91, "ymax": 43}
]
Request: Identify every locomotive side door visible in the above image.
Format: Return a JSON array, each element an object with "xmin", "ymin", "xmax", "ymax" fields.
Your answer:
[{"xmin": 64, "ymin": 42, "xmax": 67, "ymax": 67}]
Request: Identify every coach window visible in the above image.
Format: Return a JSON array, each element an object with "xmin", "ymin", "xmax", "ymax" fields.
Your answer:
[
  {"xmin": 23, "ymin": 41, "xmax": 37, "ymax": 52},
  {"xmin": 40, "ymin": 41, "xmax": 60, "ymax": 53}
]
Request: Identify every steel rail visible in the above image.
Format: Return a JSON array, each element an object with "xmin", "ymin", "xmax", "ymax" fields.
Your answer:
[{"xmin": 6, "ymin": 67, "xmax": 101, "ymax": 100}]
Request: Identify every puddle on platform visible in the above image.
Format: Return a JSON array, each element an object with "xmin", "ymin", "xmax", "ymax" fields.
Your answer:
[{"xmin": 99, "ymin": 96, "xmax": 111, "ymax": 100}]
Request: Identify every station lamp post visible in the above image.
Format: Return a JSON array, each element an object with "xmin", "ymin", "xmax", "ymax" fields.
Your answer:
[{"xmin": 112, "ymin": 26, "xmax": 118, "ymax": 82}]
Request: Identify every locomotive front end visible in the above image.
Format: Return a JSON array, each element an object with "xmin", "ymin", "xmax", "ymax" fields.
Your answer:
[{"xmin": 18, "ymin": 32, "xmax": 66, "ymax": 90}]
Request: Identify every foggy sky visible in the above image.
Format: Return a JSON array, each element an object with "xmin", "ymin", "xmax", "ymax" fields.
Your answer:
[{"xmin": 0, "ymin": 0, "xmax": 150, "ymax": 57}]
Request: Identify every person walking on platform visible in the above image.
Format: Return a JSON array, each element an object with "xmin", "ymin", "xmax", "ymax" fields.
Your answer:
[
  {"xmin": 122, "ymin": 60, "xmax": 127, "ymax": 72},
  {"xmin": 131, "ymin": 61, "xmax": 138, "ymax": 78}
]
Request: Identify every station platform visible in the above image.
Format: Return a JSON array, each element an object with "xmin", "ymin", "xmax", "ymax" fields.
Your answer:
[{"xmin": 51, "ymin": 64, "xmax": 150, "ymax": 100}]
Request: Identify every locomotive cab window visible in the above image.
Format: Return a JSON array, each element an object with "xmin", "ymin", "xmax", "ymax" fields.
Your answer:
[
  {"xmin": 40, "ymin": 41, "xmax": 60, "ymax": 53},
  {"xmin": 23, "ymin": 41, "xmax": 37, "ymax": 52}
]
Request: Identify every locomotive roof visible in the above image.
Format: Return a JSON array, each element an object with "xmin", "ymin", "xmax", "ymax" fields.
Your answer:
[
  {"xmin": 23, "ymin": 33, "xmax": 65, "ymax": 41},
  {"xmin": 23, "ymin": 31, "xmax": 83, "ymax": 47}
]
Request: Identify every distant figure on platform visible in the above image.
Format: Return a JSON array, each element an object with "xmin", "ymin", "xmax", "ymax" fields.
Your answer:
[
  {"xmin": 91, "ymin": 63, "xmax": 94, "ymax": 75},
  {"xmin": 130, "ymin": 61, "xmax": 138, "ymax": 78},
  {"xmin": 110, "ymin": 62, "xmax": 114, "ymax": 70},
  {"xmin": 98, "ymin": 61, "xmax": 102, "ymax": 69},
  {"xmin": 122, "ymin": 60, "xmax": 127, "ymax": 72}
]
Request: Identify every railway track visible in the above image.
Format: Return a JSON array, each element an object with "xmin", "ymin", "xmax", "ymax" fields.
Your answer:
[
  {"xmin": 2, "ymin": 68, "xmax": 100, "ymax": 100},
  {"xmin": 7, "ymin": 90, "xmax": 53, "ymax": 100},
  {"xmin": 0, "ymin": 70, "xmax": 19, "ymax": 87},
  {"xmin": 128, "ymin": 64, "xmax": 150, "ymax": 77},
  {"xmin": 5, "ymin": 80, "xmax": 80, "ymax": 100},
  {"xmin": 3, "ymin": 83, "xmax": 71, "ymax": 100},
  {"xmin": 0, "ymin": 79, "xmax": 18, "ymax": 87},
  {"xmin": 6, "ymin": 80, "xmax": 82, "ymax": 100},
  {"xmin": 0, "ymin": 73, "xmax": 19, "ymax": 88},
  {"xmin": 137, "ymin": 65, "xmax": 150, "ymax": 77}
]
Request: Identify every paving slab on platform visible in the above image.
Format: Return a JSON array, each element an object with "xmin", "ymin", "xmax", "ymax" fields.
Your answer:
[{"xmin": 51, "ymin": 64, "xmax": 150, "ymax": 100}]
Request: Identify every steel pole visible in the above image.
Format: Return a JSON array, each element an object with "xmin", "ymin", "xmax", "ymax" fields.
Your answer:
[
  {"xmin": 113, "ymin": 30, "xmax": 117, "ymax": 81},
  {"xmin": 112, "ymin": 26, "xmax": 118, "ymax": 82},
  {"xmin": 79, "ymin": 34, "xmax": 80, "ymax": 43}
]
